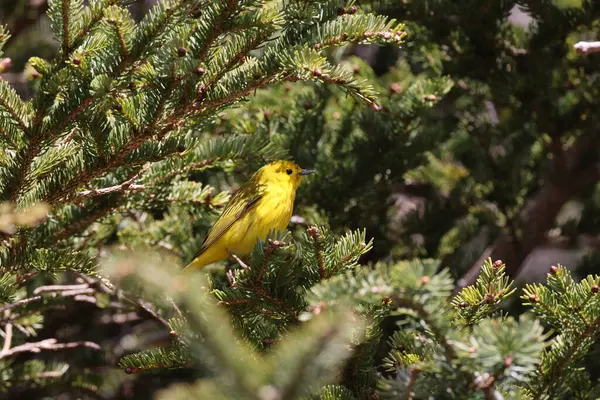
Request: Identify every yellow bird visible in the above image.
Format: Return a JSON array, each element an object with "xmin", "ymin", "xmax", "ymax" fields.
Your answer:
[{"xmin": 185, "ymin": 160, "xmax": 315, "ymax": 270}]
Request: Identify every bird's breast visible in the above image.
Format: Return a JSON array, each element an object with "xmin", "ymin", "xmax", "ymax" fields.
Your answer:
[
  {"xmin": 258, "ymin": 189, "xmax": 295, "ymax": 230},
  {"xmin": 223, "ymin": 186, "xmax": 295, "ymax": 257}
]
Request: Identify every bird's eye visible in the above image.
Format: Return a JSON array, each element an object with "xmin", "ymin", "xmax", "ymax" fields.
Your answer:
[{"xmin": 286, "ymin": 169, "xmax": 293, "ymax": 175}]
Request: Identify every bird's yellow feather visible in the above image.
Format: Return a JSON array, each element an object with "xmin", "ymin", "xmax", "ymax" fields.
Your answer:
[{"xmin": 185, "ymin": 160, "xmax": 313, "ymax": 270}]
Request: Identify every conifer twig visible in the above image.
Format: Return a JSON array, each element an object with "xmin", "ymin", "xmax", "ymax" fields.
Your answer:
[
  {"xmin": 229, "ymin": 251, "xmax": 250, "ymax": 269},
  {"xmin": 33, "ymin": 283, "xmax": 90, "ymax": 294},
  {"xmin": 0, "ymin": 296, "xmax": 42, "ymax": 314},
  {"xmin": 307, "ymin": 226, "xmax": 326, "ymax": 279},
  {"xmin": 533, "ymin": 314, "xmax": 600, "ymax": 397},
  {"xmin": 74, "ymin": 183, "xmax": 145, "ymax": 199},
  {"xmin": 72, "ymin": 165, "xmax": 149, "ymax": 200},
  {"xmin": 1, "ymin": 322, "xmax": 13, "ymax": 356},
  {"xmin": 404, "ymin": 368, "xmax": 419, "ymax": 400},
  {"xmin": 391, "ymin": 295, "xmax": 503, "ymax": 399},
  {"xmin": 0, "ymin": 338, "xmax": 101, "ymax": 360},
  {"xmin": 76, "ymin": 273, "xmax": 171, "ymax": 331},
  {"xmin": 134, "ymin": 298, "xmax": 170, "ymax": 330},
  {"xmin": 0, "ymin": 283, "xmax": 106, "ymax": 317},
  {"xmin": 574, "ymin": 41, "xmax": 600, "ymax": 54},
  {"xmin": 60, "ymin": 0, "xmax": 71, "ymax": 53}
]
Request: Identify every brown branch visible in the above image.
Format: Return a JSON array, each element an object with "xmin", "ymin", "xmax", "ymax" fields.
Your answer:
[
  {"xmin": 61, "ymin": 0, "xmax": 71, "ymax": 53},
  {"xmin": 77, "ymin": 273, "xmax": 171, "ymax": 331},
  {"xmin": 73, "ymin": 183, "xmax": 145, "ymax": 200},
  {"xmin": 33, "ymin": 283, "xmax": 90, "ymax": 294},
  {"xmin": 134, "ymin": 298, "xmax": 170, "ymax": 330},
  {"xmin": 0, "ymin": 283, "xmax": 104, "ymax": 316},
  {"xmin": 308, "ymin": 226, "xmax": 326, "ymax": 279},
  {"xmin": 574, "ymin": 41, "xmax": 600, "ymax": 55},
  {"xmin": 0, "ymin": 338, "xmax": 100, "ymax": 359},
  {"xmin": 403, "ymin": 368, "xmax": 420, "ymax": 400},
  {"xmin": 41, "ymin": 107, "xmax": 170, "ymax": 207},
  {"xmin": 1, "ymin": 322, "xmax": 13, "ymax": 356},
  {"xmin": 108, "ymin": 19, "xmax": 129, "ymax": 61},
  {"xmin": 0, "ymin": 296, "xmax": 42, "ymax": 314},
  {"xmin": 229, "ymin": 251, "xmax": 250, "ymax": 270}
]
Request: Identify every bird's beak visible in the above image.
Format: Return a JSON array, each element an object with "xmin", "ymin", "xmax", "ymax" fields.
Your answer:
[{"xmin": 299, "ymin": 169, "xmax": 316, "ymax": 176}]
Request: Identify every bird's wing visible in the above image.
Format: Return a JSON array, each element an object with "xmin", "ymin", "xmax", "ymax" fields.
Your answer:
[{"xmin": 191, "ymin": 192, "xmax": 262, "ymax": 260}]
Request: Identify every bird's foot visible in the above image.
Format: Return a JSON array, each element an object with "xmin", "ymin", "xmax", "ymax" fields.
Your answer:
[
  {"xmin": 226, "ymin": 269, "xmax": 237, "ymax": 287},
  {"xmin": 227, "ymin": 249, "xmax": 250, "ymax": 270}
]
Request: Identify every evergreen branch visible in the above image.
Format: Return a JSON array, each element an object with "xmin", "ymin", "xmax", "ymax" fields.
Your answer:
[
  {"xmin": 6, "ymin": 93, "xmax": 91, "ymax": 203},
  {"xmin": 130, "ymin": 0, "xmax": 186, "ymax": 60},
  {"xmin": 61, "ymin": 0, "xmax": 71, "ymax": 53},
  {"xmin": 119, "ymin": 346, "xmax": 191, "ymax": 374},
  {"xmin": 202, "ymin": 75, "xmax": 274, "ymax": 109},
  {"xmin": 49, "ymin": 200, "xmax": 122, "ymax": 243},
  {"xmin": 10, "ymin": 7, "xmax": 137, "ymax": 204},
  {"xmin": 391, "ymin": 295, "xmax": 456, "ymax": 362},
  {"xmin": 0, "ymin": 125, "xmax": 20, "ymax": 150},
  {"xmin": 452, "ymin": 259, "xmax": 515, "ymax": 327},
  {"xmin": 75, "ymin": 183, "xmax": 145, "ymax": 199},
  {"xmin": 61, "ymin": 96, "xmax": 96, "ymax": 133},
  {"xmin": 404, "ymin": 368, "xmax": 420, "ymax": 400},
  {"xmin": 6, "ymin": 136, "xmax": 42, "ymax": 202},
  {"xmin": 390, "ymin": 295, "xmax": 503, "ymax": 399},
  {"xmin": 42, "ymin": 104, "xmax": 262, "ymax": 208},
  {"xmin": 206, "ymin": 36, "xmax": 263, "ymax": 91},
  {"xmin": 279, "ymin": 49, "xmax": 378, "ymax": 104},
  {"xmin": 192, "ymin": 3, "xmax": 236, "ymax": 64},
  {"xmin": 0, "ymin": 296, "xmax": 42, "ymax": 314},
  {"xmin": 77, "ymin": 273, "xmax": 171, "ymax": 331},
  {"xmin": 30, "ymin": 0, "xmax": 120, "ymax": 125},
  {"xmin": 254, "ymin": 239, "xmax": 284, "ymax": 285},
  {"xmin": 532, "ymin": 314, "xmax": 600, "ymax": 397},
  {"xmin": 0, "ymin": 338, "xmax": 101, "ymax": 360},
  {"xmin": 521, "ymin": 266, "xmax": 600, "ymax": 398},
  {"xmin": 41, "ymin": 155, "xmax": 145, "ymax": 205},
  {"xmin": 158, "ymin": 157, "xmax": 219, "ymax": 183},
  {"xmin": 33, "ymin": 283, "xmax": 90, "ymax": 295},
  {"xmin": 1, "ymin": 322, "xmax": 12, "ymax": 355},
  {"xmin": 107, "ymin": 18, "xmax": 129, "ymax": 61},
  {"xmin": 0, "ymin": 81, "xmax": 29, "ymax": 132},
  {"xmin": 77, "ymin": 1, "xmax": 119, "ymax": 44},
  {"xmin": 309, "ymin": 14, "xmax": 405, "ymax": 50},
  {"xmin": 73, "ymin": 165, "xmax": 148, "ymax": 200},
  {"xmin": 134, "ymin": 298, "xmax": 171, "ymax": 330},
  {"xmin": 574, "ymin": 41, "xmax": 600, "ymax": 54},
  {"xmin": 308, "ymin": 226, "xmax": 326, "ymax": 279},
  {"xmin": 0, "ymin": 283, "xmax": 98, "ymax": 319}
]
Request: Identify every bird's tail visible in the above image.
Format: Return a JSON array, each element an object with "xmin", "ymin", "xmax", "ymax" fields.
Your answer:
[{"xmin": 184, "ymin": 249, "xmax": 221, "ymax": 270}]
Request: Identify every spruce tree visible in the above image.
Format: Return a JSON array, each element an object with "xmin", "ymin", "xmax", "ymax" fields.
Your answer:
[{"xmin": 1, "ymin": 1, "xmax": 600, "ymax": 400}]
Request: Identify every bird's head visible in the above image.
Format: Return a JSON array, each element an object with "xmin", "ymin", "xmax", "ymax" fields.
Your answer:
[{"xmin": 256, "ymin": 160, "xmax": 315, "ymax": 191}]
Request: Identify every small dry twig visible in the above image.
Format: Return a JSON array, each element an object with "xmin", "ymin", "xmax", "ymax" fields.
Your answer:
[
  {"xmin": 574, "ymin": 41, "xmax": 600, "ymax": 55},
  {"xmin": 0, "ymin": 338, "xmax": 101, "ymax": 359}
]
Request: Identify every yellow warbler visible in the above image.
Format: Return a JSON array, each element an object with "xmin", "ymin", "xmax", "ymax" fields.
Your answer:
[{"xmin": 185, "ymin": 160, "xmax": 315, "ymax": 270}]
